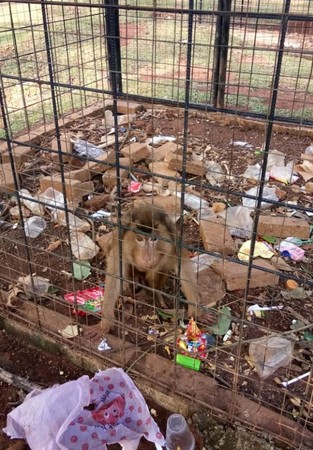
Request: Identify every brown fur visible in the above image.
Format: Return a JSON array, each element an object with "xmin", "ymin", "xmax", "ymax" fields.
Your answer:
[{"xmin": 100, "ymin": 204, "xmax": 200, "ymax": 333}]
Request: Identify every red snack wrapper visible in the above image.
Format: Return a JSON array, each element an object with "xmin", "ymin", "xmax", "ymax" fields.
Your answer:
[{"xmin": 64, "ymin": 286, "xmax": 104, "ymax": 313}]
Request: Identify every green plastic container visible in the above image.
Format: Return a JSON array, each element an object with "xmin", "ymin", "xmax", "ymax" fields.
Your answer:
[{"xmin": 176, "ymin": 354, "xmax": 201, "ymax": 371}]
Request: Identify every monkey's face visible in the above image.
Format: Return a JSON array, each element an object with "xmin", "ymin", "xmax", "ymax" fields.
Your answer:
[{"xmin": 123, "ymin": 205, "xmax": 176, "ymax": 271}]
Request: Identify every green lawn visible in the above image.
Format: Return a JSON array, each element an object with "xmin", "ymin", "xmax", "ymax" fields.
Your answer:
[{"xmin": 0, "ymin": 0, "xmax": 312, "ymax": 138}]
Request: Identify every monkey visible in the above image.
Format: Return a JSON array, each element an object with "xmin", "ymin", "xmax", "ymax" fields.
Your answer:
[{"xmin": 100, "ymin": 203, "xmax": 202, "ymax": 334}]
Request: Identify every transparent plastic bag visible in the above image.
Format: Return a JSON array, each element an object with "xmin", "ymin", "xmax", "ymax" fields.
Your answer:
[
  {"xmin": 249, "ymin": 336, "xmax": 294, "ymax": 379},
  {"xmin": 243, "ymin": 186, "xmax": 278, "ymax": 209},
  {"xmin": 24, "ymin": 216, "xmax": 47, "ymax": 238},
  {"xmin": 219, "ymin": 206, "xmax": 253, "ymax": 238}
]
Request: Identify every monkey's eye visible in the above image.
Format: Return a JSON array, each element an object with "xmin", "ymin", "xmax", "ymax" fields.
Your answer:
[{"xmin": 136, "ymin": 236, "xmax": 144, "ymax": 242}]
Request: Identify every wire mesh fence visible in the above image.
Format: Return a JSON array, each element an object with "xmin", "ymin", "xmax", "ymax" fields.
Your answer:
[{"xmin": 1, "ymin": 0, "xmax": 313, "ymax": 448}]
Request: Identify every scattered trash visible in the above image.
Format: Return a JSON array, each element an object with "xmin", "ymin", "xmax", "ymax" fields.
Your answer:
[
  {"xmin": 276, "ymin": 239, "xmax": 305, "ymax": 261},
  {"xmin": 247, "ymin": 304, "xmax": 283, "ymax": 318},
  {"xmin": 242, "ymin": 163, "xmax": 268, "ymax": 181},
  {"xmin": 208, "ymin": 306, "xmax": 231, "ymax": 336},
  {"xmin": 223, "ymin": 329, "xmax": 233, "ymax": 342},
  {"xmin": 270, "ymin": 162, "xmax": 298, "ymax": 184},
  {"xmin": 219, "ymin": 206, "xmax": 253, "ymax": 238},
  {"xmin": 70, "ymin": 231, "xmax": 100, "ymax": 260},
  {"xmin": 18, "ymin": 275, "xmax": 51, "ymax": 294},
  {"xmin": 304, "ymin": 144, "xmax": 313, "ymax": 155},
  {"xmin": 72, "ymin": 260, "xmax": 91, "ymax": 280},
  {"xmin": 204, "ymin": 160, "xmax": 225, "ymax": 185},
  {"xmin": 295, "ymin": 160, "xmax": 313, "ymax": 182},
  {"xmin": 90, "ymin": 209, "xmax": 112, "ymax": 220},
  {"xmin": 177, "ymin": 318, "xmax": 215, "ymax": 358},
  {"xmin": 73, "ymin": 139, "xmax": 105, "ymax": 159},
  {"xmin": 148, "ymin": 135, "xmax": 176, "ymax": 145},
  {"xmin": 267, "ymin": 150, "xmax": 285, "ymax": 170},
  {"xmin": 231, "ymin": 140, "xmax": 253, "ymax": 148},
  {"xmin": 281, "ymin": 287, "xmax": 312, "ymax": 300},
  {"xmin": 46, "ymin": 239, "xmax": 62, "ymax": 252},
  {"xmin": 64, "ymin": 286, "xmax": 104, "ymax": 313},
  {"xmin": 249, "ymin": 336, "xmax": 294, "ymax": 379},
  {"xmin": 243, "ymin": 186, "xmax": 278, "ymax": 209},
  {"xmin": 52, "ymin": 210, "xmax": 91, "ymax": 232},
  {"xmin": 238, "ymin": 240, "xmax": 274, "ymax": 262},
  {"xmin": 19, "ymin": 189, "xmax": 45, "ymax": 216},
  {"xmin": 166, "ymin": 413, "xmax": 195, "ymax": 450},
  {"xmin": 97, "ymin": 338, "xmax": 112, "ymax": 351},
  {"xmin": 58, "ymin": 324, "xmax": 80, "ymax": 339},
  {"xmin": 127, "ymin": 180, "xmax": 142, "ymax": 193},
  {"xmin": 175, "ymin": 354, "xmax": 201, "ymax": 371},
  {"xmin": 176, "ymin": 191, "xmax": 212, "ymax": 218},
  {"xmin": 282, "ymin": 371, "xmax": 311, "ymax": 388},
  {"xmin": 38, "ymin": 187, "xmax": 65, "ymax": 209},
  {"xmin": 286, "ymin": 279, "xmax": 299, "ymax": 290},
  {"xmin": 3, "ymin": 286, "xmax": 23, "ymax": 307},
  {"xmin": 24, "ymin": 216, "xmax": 47, "ymax": 238},
  {"xmin": 4, "ymin": 368, "xmax": 165, "ymax": 449}
]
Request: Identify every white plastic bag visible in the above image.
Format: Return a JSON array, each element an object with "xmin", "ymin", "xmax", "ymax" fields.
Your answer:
[
  {"xmin": 219, "ymin": 206, "xmax": 253, "ymax": 239},
  {"xmin": 242, "ymin": 186, "xmax": 278, "ymax": 209},
  {"xmin": 4, "ymin": 368, "xmax": 165, "ymax": 450}
]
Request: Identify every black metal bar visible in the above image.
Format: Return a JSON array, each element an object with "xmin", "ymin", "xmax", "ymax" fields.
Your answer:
[
  {"xmin": 212, "ymin": 0, "xmax": 223, "ymax": 107},
  {"xmin": 217, "ymin": 0, "xmax": 231, "ymax": 108},
  {"xmin": 5, "ymin": 0, "xmax": 313, "ymax": 22},
  {"xmin": 244, "ymin": 0, "xmax": 292, "ymax": 296},
  {"xmin": 104, "ymin": 0, "xmax": 122, "ymax": 94}
]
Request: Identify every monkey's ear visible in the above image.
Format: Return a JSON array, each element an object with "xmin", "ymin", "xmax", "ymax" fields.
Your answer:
[{"xmin": 162, "ymin": 211, "xmax": 176, "ymax": 237}]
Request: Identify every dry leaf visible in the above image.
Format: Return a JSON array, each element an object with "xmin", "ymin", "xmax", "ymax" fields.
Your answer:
[
  {"xmin": 295, "ymin": 161, "xmax": 313, "ymax": 182},
  {"xmin": 271, "ymin": 256, "xmax": 293, "ymax": 272},
  {"xmin": 2, "ymin": 286, "xmax": 23, "ymax": 306},
  {"xmin": 46, "ymin": 240, "xmax": 62, "ymax": 252}
]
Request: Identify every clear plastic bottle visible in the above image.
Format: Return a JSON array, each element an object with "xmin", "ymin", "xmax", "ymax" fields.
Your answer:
[{"xmin": 166, "ymin": 414, "xmax": 195, "ymax": 450}]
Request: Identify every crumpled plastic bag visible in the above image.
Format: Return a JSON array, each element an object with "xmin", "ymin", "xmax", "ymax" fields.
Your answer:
[
  {"xmin": 219, "ymin": 206, "xmax": 253, "ymax": 239},
  {"xmin": 242, "ymin": 186, "xmax": 278, "ymax": 209},
  {"xmin": 4, "ymin": 368, "xmax": 165, "ymax": 450},
  {"xmin": 249, "ymin": 336, "xmax": 294, "ymax": 379}
]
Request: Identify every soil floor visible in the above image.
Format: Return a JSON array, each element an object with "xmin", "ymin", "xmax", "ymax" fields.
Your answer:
[{"xmin": 0, "ymin": 329, "xmax": 292, "ymax": 450}]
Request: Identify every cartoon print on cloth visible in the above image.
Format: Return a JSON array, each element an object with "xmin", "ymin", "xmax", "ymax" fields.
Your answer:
[
  {"xmin": 4, "ymin": 368, "xmax": 165, "ymax": 450},
  {"xmin": 92, "ymin": 393, "xmax": 126, "ymax": 426},
  {"xmin": 60, "ymin": 368, "xmax": 165, "ymax": 449}
]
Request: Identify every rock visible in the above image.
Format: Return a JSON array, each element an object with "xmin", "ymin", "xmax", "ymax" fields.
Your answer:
[
  {"xmin": 121, "ymin": 142, "xmax": 150, "ymax": 163},
  {"xmin": 2, "ymin": 145, "xmax": 35, "ymax": 168},
  {"xmin": 0, "ymin": 163, "xmax": 18, "ymax": 193},
  {"xmin": 149, "ymin": 141, "xmax": 182, "ymax": 162},
  {"xmin": 200, "ymin": 217, "xmax": 235, "ymax": 256},
  {"xmin": 212, "ymin": 258, "xmax": 279, "ymax": 291},
  {"xmin": 167, "ymin": 154, "xmax": 206, "ymax": 176},
  {"xmin": 105, "ymin": 100, "xmax": 145, "ymax": 115},
  {"xmin": 49, "ymin": 133, "xmax": 73, "ymax": 163},
  {"xmin": 195, "ymin": 267, "xmax": 226, "ymax": 307},
  {"xmin": 257, "ymin": 215, "xmax": 310, "ymax": 239},
  {"xmin": 39, "ymin": 176, "xmax": 94, "ymax": 205},
  {"xmin": 83, "ymin": 193, "xmax": 111, "ymax": 211},
  {"xmin": 102, "ymin": 167, "xmax": 129, "ymax": 189},
  {"xmin": 148, "ymin": 161, "xmax": 178, "ymax": 187}
]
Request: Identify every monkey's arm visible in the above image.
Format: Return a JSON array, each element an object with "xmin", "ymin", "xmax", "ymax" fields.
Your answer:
[
  {"xmin": 179, "ymin": 251, "xmax": 201, "ymax": 317},
  {"xmin": 101, "ymin": 230, "xmax": 124, "ymax": 333}
]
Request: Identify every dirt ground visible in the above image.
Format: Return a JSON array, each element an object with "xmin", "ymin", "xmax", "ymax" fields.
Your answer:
[
  {"xmin": 0, "ymin": 108, "xmax": 313, "ymax": 447},
  {"xmin": 0, "ymin": 329, "xmax": 293, "ymax": 450}
]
